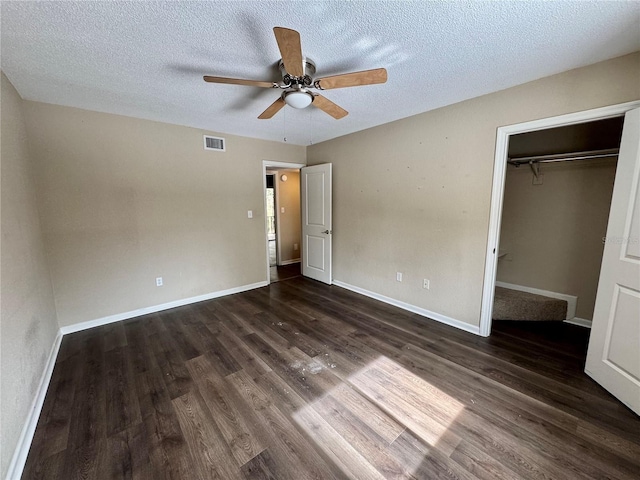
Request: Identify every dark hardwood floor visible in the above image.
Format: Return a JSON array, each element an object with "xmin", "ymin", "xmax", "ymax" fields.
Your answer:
[
  {"xmin": 269, "ymin": 263, "xmax": 301, "ymax": 283},
  {"xmin": 23, "ymin": 278, "xmax": 640, "ymax": 479}
]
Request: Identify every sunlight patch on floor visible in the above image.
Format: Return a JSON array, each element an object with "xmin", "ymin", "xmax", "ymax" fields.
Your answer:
[{"xmin": 292, "ymin": 355, "xmax": 465, "ymax": 478}]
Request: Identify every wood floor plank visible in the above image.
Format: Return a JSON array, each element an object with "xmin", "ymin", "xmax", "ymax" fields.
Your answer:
[
  {"xmin": 252, "ymin": 370, "xmax": 307, "ymax": 416},
  {"xmin": 575, "ymin": 420, "xmax": 640, "ymax": 464},
  {"xmin": 105, "ymin": 346, "xmax": 142, "ymax": 436},
  {"xmin": 102, "ymin": 321, "xmax": 128, "ymax": 352},
  {"xmin": 200, "ymin": 335, "xmax": 242, "ymax": 377},
  {"xmin": 123, "ymin": 319, "xmax": 152, "ymax": 375},
  {"xmin": 449, "ymin": 440, "xmax": 524, "ymax": 480},
  {"xmin": 186, "ymin": 355, "xmax": 265, "ymax": 466},
  {"xmin": 253, "ymin": 310, "xmax": 325, "ymax": 357},
  {"xmin": 105, "ymin": 423, "xmax": 152, "ymax": 480},
  {"xmin": 160, "ymin": 310, "xmax": 205, "ymax": 360},
  {"xmin": 54, "ymin": 329, "xmax": 93, "ymax": 364},
  {"xmin": 413, "ymin": 450, "xmax": 482, "ymax": 480},
  {"xmin": 226, "ymin": 369, "xmax": 340, "ymax": 480},
  {"xmin": 21, "ymin": 448, "xmax": 66, "ymax": 480},
  {"xmin": 172, "ymin": 389, "xmax": 242, "ymax": 479},
  {"xmin": 240, "ymin": 449, "xmax": 280, "ymax": 479},
  {"xmin": 330, "ymin": 382, "xmax": 405, "ymax": 445},
  {"xmin": 59, "ymin": 438, "xmax": 106, "ymax": 480},
  {"xmin": 147, "ymin": 330, "xmax": 194, "ymax": 400},
  {"xmin": 313, "ymin": 393, "xmax": 409, "ymax": 479},
  {"xmin": 141, "ymin": 390, "xmax": 195, "ymax": 479},
  {"xmin": 242, "ymin": 333, "xmax": 329, "ymax": 402},
  {"xmin": 292, "ymin": 406, "xmax": 386, "ymax": 480},
  {"xmin": 218, "ymin": 323, "xmax": 272, "ymax": 378},
  {"xmin": 349, "ymin": 368, "xmax": 463, "ymax": 457},
  {"xmin": 387, "ymin": 429, "xmax": 477, "ymax": 480},
  {"xmin": 63, "ymin": 334, "xmax": 106, "ymax": 454},
  {"xmin": 27, "ymin": 354, "xmax": 81, "ymax": 459},
  {"xmin": 191, "ymin": 303, "xmax": 224, "ymax": 335},
  {"xmin": 23, "ymin": 276, "xmax": 640, "ymax": 479},
  {"xmin": 282, "ymin": 345, "xmax": 343, "ymax": 395}
]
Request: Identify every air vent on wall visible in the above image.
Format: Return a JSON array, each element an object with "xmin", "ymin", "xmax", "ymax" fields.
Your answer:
[{"xmin": 203, "ymin": 135, "xmax": 225, "ymax": 152}]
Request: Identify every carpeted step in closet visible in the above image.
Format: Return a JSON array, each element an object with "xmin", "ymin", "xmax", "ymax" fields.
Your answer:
[{"xmin": 493, "ymin": 286, "xmax": 567, "ymax": 321}]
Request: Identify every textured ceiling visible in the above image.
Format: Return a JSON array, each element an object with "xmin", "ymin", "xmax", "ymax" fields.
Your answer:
[{"xmin": 2, "ymin": 1, "xmax": 639, "ymax": 146}]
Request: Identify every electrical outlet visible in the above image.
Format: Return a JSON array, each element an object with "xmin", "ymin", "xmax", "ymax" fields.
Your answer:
[
  {"xmin": 156, "ymin": 277, "xmax": 163, "ymax": 287},
  {"xmin": 396, "ymin": 272, "xmax": 403, "ymax": 282},
  {"xmin": 281, "ymin": 207, "xmax": 285, "ymax": 213},
  {"xmin": 423, "ymin": 279, "xmax": 430, "ymax": 290},
  {"xmin": 294, "ymin": 243, "xmax": 298, "ymax": 251}
]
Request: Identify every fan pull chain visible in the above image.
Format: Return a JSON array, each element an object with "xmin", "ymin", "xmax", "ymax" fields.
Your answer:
[
  {"xmin": 309, "ymin": 108, "xmax": 313, "ymax": 145},
  {"xmin": 283, "ymin": 106, "xmax": 287, "ymax": 142}
]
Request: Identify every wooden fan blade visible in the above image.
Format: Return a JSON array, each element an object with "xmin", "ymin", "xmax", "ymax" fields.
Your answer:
[
  {"xmin": 258, "ymin": 98, "xmax": 286, "ymax": 119},
  {"xmin": 273, "ymin": 27, "xmax": 304, "ymax": 77},
  {"xmin": 312, "ymin": 94, "xmax": 348, "ymax": 119},
  {"xmin": 314, "ymin": 68, "xmax": 387, "ymax": 90},
  {"xmin": 203, "ymin": 76, "xmax": 277, "ymax": 88}
]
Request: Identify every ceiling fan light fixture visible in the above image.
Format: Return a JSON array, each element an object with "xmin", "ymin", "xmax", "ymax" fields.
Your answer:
[{"xmin": 283, "ymin": 90, "xmax": 314, "ymax": 109}]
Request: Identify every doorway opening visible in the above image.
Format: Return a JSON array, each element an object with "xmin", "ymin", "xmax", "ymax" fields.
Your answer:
[
  {"xmin": 495, "ymin": 117, "xmax": 623, "ymax": 321},
  {"xmin": 265, "ymin": 174, "xmax": 277, "ymax": 267},
  {"xmin": 262, "ymin": 161, "xmax": 305, "ymax": 284},
  {"xmin": 489, "ymin": 117, "xmax": 624, "ymax": 364}
]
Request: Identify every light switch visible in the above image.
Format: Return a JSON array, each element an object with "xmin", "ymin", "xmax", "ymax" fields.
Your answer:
[{"xmin": 247, "ymin": 210, "xmax": 253, "ymax": 218}]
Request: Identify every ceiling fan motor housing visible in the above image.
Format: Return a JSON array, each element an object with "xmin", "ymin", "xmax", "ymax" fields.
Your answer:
[
  {"xmin": 279, "ymin": 57, "xmax": 316, "ymax": 108},
  {"xmin": 279, "ymin": 57, "xmax": 316, "ymax": 87}
]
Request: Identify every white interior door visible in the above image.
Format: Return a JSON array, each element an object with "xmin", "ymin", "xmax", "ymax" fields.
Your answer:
[
  {"xmin": 301, "ymin": 164, "xmax": 332, "ymax": 284},
  {"xmin": 585, "ymin": 107, "xmax": 640, "ymax": 414}
]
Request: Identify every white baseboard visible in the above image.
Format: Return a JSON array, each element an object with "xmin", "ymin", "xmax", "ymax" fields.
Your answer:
[
  {"xmin": 495, "ymin": 281, "xmax": 577, "ymax": 320},
  {"xmin": 564, "ymin": 317, "xmax": 592, "ymax": 328},
  {"xmin": 5, "ymin": 330, "xmax": 63, "ymax": 480},
  {"xmin": 333, "ymin": 280, "xmax": 481, "ymax": 336},
  {"xmin": 60, "ymin": 281, "xmax": 268, "ymax": 335},
  {"xmin": 278, "ymin": 258, "xmax": 301, "ymax": 266}
]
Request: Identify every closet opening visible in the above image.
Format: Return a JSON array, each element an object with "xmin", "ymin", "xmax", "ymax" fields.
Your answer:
[{"xmin": 490, "ymin": 116, "xmax": 624, "ymax": 356}]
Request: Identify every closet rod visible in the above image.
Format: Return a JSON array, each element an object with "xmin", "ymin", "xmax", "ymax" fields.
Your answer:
[{"xmin": 508, "ymin": 148, "xmax": 619, "ymax": 166}]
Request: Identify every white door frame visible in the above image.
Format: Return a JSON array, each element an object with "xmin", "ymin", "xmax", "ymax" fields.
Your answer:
[
  {"xmin": 262, "ymin": 160, "xmax": 306, "ymax": 284},
  {"xmin": 479, "ymin": 100, "xmax": 640, "ymax": 337}
]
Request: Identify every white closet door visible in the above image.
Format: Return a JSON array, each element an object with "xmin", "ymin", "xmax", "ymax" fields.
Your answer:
[{"xmin": 585, "ymin": 107, "xmax": 640, "ymax": 414}]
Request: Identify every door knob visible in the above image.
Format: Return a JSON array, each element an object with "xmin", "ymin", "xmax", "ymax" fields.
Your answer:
[{"xmin": 321, "ymin": 229, "xmax": 332, "ymax": 234}]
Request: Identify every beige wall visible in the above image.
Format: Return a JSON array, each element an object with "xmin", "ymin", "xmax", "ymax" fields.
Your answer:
[
  {"xmin": 23, "ymin": 102, "xmax": 305, "ymax": 327},
  {"xmin": 307, "ymin": 52, "xmax": 640, "ymax": 328},
  {"xmin": 0, "ymin": 73, "xmax": 59, "ymax": 477},
  {"xmin": 276, "ymin": 170, "xmax": 301, "ymax": 263},
  {"xmin": 497, "ymin": 160, "xmax": 617, "ymax": 320}
]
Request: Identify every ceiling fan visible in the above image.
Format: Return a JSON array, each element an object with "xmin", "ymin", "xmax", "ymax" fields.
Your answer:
[{"xmin": 203, "ymin": 27, "xmax": 387, "ymax": 120}]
